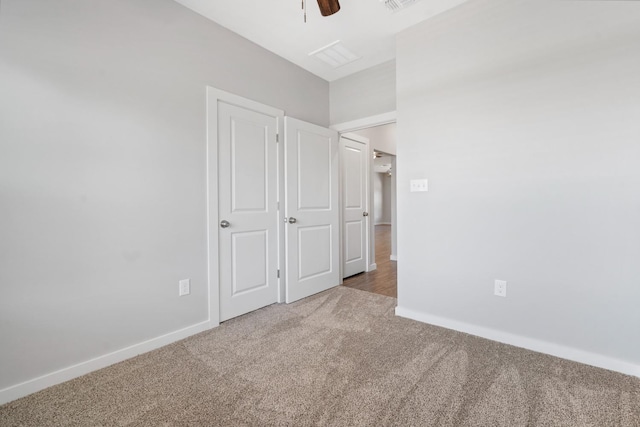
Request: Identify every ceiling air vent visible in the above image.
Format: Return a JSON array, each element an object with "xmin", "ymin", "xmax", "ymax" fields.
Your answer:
[
  {"xmin": 309, "ymin": 41, "xmax": 361, "ymax": 68},
  {"xmin": 381, "ymin": 0, "xmax": 418, "ymax": 12}
]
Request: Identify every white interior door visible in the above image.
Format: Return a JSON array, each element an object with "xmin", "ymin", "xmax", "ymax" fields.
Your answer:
[
  {"xmin": 284, "ymin": 117, "xmax": 339, "ymax": 303},
  {"xmin": 341, "ymin": 134, "xmax": 369, "ymax": 278},
  {"xmin": 218, "ymin": 100, "xmax": 280, "ymax": 321}
]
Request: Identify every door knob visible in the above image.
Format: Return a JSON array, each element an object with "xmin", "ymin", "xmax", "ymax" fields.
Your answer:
[
  {"xmin": 363, "ymin": 212, "xmax": 369, "ymax": 217},
  {"xmin": 288, "ymin": 217, "xmax": 297, "ymax": 224},
  {"xmin": 220, "ymin": 220, "xmax": 230, "ymax": 228}
]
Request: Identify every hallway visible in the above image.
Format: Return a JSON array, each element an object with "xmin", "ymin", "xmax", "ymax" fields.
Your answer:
[{"xmin": 342, "ymin": 225, "xmax": 397, "ymax": 298}]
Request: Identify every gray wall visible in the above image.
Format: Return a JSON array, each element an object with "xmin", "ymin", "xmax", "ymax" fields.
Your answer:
[
  {"xmin": 330, "ymin": 60, "xmax": 396, "ymax": 125},
  {"xmin": 0, "ymin": 0, "xmax": 328, "ymax": 390},
  {"xmin": 397, "ymin": 0, "xmax": 640, "ymax": 366},
  {"xmin": 373, "ymin": 173, "xmax": 384, "ymax": 225},
  {"xmin": 373, "ymin": 173, "xmax": 392, "ymax": 225},
  {"xmin": 381, "ymin": 175, "xmax": 392, "ymax": 225},
  {"xmin": 354, "ymin": 123, "xmax": 397, "ymax": 156}
]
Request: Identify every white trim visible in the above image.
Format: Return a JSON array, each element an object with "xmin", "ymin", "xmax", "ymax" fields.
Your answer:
[
  {"xmin": 340, "ymin": 132, "xmax": 370, "ymax": 145},
  {"xmin": 277, "ymin": 115, "xmax": 286, "ymax": 303},
  {"xmin": 331, "ymin": 111, "xmax": 397, "ymax": 133},
  {"xmin": 390, "ymin": 254, "xmax": 397, "ymax": 261},
  {"xmin": 207, "ymin": 87, "xmax": 284, "ymax": 119},
  {"xmin": 368, "ymin": 263, "xmax": 377, "ymax": 272},
  {"xmin": 395, "ymin": 306, "xmax": 640, "ymax": 378},
  {"xmin": 0, "ymin": 321, "xmax": 210, "ymax": 405},
  {"xmin": 206, "ymin": 87, "xmax": 221, "ymax": 329}
]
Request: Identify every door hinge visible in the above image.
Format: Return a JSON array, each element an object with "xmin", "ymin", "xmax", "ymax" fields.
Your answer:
[
  {"xmin": 276, "ymin": 133, "xmax": 280, "ymax": 143},
  {"xmin": 277, "ymin": 201, "xmax": 280, "ymax": 210},
  {"xmin": 277, "ymin": 269, "xmax": 280, "ymax": 278}
]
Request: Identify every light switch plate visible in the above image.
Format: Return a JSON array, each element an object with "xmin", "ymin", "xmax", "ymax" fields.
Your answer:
[{"xmin": 410, "ymin": 179, "xmax": 428, "ymax": 192}]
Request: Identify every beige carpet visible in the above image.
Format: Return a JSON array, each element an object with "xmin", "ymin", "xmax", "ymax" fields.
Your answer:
[{"xmin": 1, "ymin": 287, "xmax": 638, "ymax": 426}]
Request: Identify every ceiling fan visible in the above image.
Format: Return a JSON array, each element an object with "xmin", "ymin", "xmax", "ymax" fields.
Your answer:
[
  {"xmin": 317, "ymin": 0, "xmax": 341, "ymax": 16},
  {"xmin": 302, "ymin": 0, "xmax": 341, "ymax": 22}
]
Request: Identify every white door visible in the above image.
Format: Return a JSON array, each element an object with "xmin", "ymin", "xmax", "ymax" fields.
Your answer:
[
  {"xmin": 218, "ymin": 100, "xmax": 280, "ymax": 321},
  {"xmin": 341, "ymin": 134, "xmax": 369, "ymax": 278},
  {"xmin": 284, "ymin": 117, "xmax": 340, "ymax": 303}
]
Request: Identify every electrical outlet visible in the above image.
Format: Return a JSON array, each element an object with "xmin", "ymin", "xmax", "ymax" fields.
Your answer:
[
  {"xmin": 179, "ymin": 279, "xmax": 190, "ymax": 296},
  {"xmin": 494, "ymin": 280, "xmax": 507, "ymax": 297},
  {"xmin": 410, "ymin": 179, "xmax": 428, "ymax": 192}
]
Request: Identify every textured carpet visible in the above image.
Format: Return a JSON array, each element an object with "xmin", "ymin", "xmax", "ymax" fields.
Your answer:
[{"xmin": 1, "ymin": 287, "xmax": 639, "ymax": 426}]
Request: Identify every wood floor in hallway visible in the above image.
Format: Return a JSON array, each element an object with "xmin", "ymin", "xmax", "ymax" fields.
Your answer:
[{"xmin": 342, "ymin": 224, "xmax": 397, "ymax": 298}]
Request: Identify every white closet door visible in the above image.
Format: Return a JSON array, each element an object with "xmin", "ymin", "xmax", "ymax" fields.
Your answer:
[
  {"xmin": 218, "ymin": 101, "xmax": 279, "ymax": 321},
  {"xmin": 284, "ymin": 117, "xmax": 339, "ymax": 303}
]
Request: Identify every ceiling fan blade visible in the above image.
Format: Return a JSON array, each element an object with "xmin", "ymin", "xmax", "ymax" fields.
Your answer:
[{"xmin": 317, "ymin": 0, "xmax": 340, "ymax": 16}]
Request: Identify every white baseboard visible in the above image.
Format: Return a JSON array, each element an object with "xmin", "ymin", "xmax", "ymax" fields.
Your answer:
[
  {"xmin": 0, "ymin": 321, "xmax": 212, "ymax": 405},
  {"xmin": 395, "ymin": 306, "xmax": 640, "ymax": 378},
  {"xmin": 368, "ymin": 263, "xmax": 377, "ymax": 272},
  {"xmin": 390, "ymin": 255, "xmax": 397, "ymax": 261}
]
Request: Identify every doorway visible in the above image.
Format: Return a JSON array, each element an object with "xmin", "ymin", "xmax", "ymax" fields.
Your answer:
[
  {"xmin": 340, "ymin": 123, "xmax": 398, "ymax": 298},
  {"xmin": 342, "ymin": 222, "xmax": 397, "ymax": 297}
]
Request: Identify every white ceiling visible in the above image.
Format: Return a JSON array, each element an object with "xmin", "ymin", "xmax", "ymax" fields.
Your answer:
[{"xmin": 174, "ymin": 0, "xmax": 469, "ymax": 82}]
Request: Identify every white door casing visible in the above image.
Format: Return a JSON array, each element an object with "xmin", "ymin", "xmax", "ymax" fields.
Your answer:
[
  {"xmin": 208, "ymin": 88, "xmax": 283, "ymax": 324},
  {"xmin": 340, "ymin": 133, "xmax": 370, "ymax": 278},
  {"xmin": 284, "ymin": 117, "xmax": 340, "ymax": 303}
]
